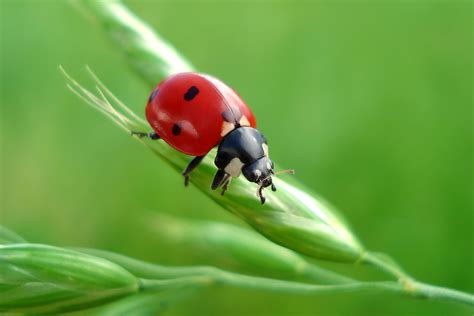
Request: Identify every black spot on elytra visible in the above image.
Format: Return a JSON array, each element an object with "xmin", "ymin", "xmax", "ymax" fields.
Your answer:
[
  {"xmin": 148, "ymin": 88, "xmax": 159, "ymax": 103},
  {"xmin": 184, "ymin": 86, "xmax": 199, "ymax": 101},
  {"xmin": 172, "ymin": 123, "xmax": 182, "ymax": 136}
]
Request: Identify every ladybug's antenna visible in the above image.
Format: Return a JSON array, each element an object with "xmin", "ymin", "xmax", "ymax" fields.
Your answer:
[
  {"xmin": 274, "ymin": 169, "xmax": 295, "ymax": 176},
  {"xmin": 261, "ymin": 169, "xmax": 295, "ymax": 187}
]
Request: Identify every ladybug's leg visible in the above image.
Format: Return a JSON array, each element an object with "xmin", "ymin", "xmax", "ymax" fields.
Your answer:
[
  {"xmin": 211, "ymin": 169, "xmax": 228, "ymax": 190},
  {"xmin": 220, "ymin": 175, "xmax": 232, "ymax": 196},
  {"xmin": 182, "ymin": 155, "xmax": 206, "ymax": 186},
  {"xmin": 131, "ymin": 131, "xmax": 161, "ymax": 140}
]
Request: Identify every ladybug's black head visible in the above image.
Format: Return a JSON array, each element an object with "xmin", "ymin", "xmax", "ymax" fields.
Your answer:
[
  {"xmin": 242, "ymin": 157, "xmax": 276, "ymax": 203},
  {"xmin": 242, "ymin": 156, "xmax": 273, "ymax": 184}
]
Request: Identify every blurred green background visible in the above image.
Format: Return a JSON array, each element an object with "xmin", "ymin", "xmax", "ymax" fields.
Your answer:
[{"xmin": 1, "ymin": 0, "xmax": 472, "ymax": 315}]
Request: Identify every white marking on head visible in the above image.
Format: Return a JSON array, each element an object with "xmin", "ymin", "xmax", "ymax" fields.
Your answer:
[
  {"xmin": 267, "ymin": 162, "xmax": 272, "ymax": 170},
  {"xmin": 255, "ymin": 169, "xmax": 262, "ymax": 178},
  {"xmin": 221, "ymin": 121, "xmax": 235, "ymax": 137},
  {"xmin": 224, "ymin": 157, "xmax": 244, "ymax": 177},
  {"xmin": 239, "ymin": 115, "xmax": 250, "ymax": 126},
  {"xmin": 262, "ymin": 143, "xmax": 269, "ymax": 157}
]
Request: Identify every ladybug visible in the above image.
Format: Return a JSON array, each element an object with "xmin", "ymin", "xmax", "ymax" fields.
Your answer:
[{"xmin": 133, "ymin": 72, "xmax": 279, "ymax": 204}]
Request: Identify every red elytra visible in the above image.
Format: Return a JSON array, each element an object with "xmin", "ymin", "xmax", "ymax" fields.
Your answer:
[{"xmin": 145, "ymin": 72, "xmax": 257, "ymax": 156}]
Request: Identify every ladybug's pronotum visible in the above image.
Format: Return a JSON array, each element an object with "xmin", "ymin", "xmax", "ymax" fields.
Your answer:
[{"xmin": 133, "ymin": 72, "xmax": 292, "ymax": 204}]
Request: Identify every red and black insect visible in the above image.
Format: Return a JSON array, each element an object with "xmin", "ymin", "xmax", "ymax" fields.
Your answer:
[{"xmin": 133, "ymin": 72, "xmax": 281, "ymax": 204}]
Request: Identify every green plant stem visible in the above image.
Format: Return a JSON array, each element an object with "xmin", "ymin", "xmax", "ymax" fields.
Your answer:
[
  {"xmin": 139, "ymin": 276, "xmax": 213, "ymax": 291},
  {"xmin": 76, "ymin": 248, "xmax": 239, "ymax": 280},
  {"xmin": 209, "ymin": 273, "xmax": 400, "ymax": 296},
  {"xmin": 81, "ymin": 248, "xmax": 474, "ymax": 306},
  {"xmin": 78, "ymin": 248, "xmax": 353, "ymax": 285},
  {"xmin": 140, "ymin": 276, "xmax": 400, "ymax": 296},
  {"xmin": 299, "ymin": 263, "xmax": 354, "ymax": 284},
  {"xmin": 363, "ymin": 252, "xmax": 408, "ymax": 280},
  {"xmin": 409, "ymin": 281, "xmax": 474, "ymax": 306},
  {"xmin": 362, "ymin": 252, "xmax": 474, "ymax": 306},
  {"xmin": 139, "ymin": 274, "xmax": 474, "ymax": 305}
]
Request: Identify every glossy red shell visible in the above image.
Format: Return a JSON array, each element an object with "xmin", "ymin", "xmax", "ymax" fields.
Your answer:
[{"xmin": 145, "ymin": 72, "xmax": 257, "ymax": 156}]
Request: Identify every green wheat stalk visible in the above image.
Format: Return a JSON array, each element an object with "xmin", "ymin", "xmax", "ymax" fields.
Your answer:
[
  {"xmin": 1, "ymin": 227, "xmax": 472, "ymax": 314},
  {"xmin": 58, "ymin": 0, "xmax": 474, "ymax": 308}
]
